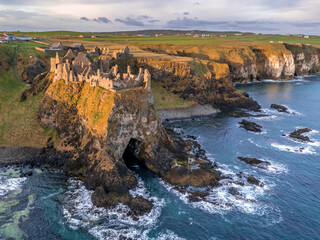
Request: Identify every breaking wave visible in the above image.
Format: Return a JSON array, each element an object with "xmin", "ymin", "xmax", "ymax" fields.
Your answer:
[
  {"xmin": 271, "ymin": 143, "xmax": 316, "ymax": 155},
  {"xmin": 159, "ymin": 164, "xmax": 280, "ymax": 224},
  {"xmin": 0, "ymin": 169, "xmax": 26, "ymax": 196},
  {"xmin": 62, "ymin": 177, "xmax": 184, "ymax": 240}
]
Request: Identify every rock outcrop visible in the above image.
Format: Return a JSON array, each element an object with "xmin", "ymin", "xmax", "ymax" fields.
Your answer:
[
  {"xmin": 237, "ymin": 157, "xmax": 271, "ymax": 170},
  {"xmin": 239, "ymin": 119, "xmax": 263, "ymax": 132},
  {"xmin": 21, "ymin": 59, "xmax": 47, "ymax": 84},
  {"xmin": 115, "ymin": 58, "xmax": 261, "ymax": 111},
  {"xmin": 38, "ymin": 74, "xmax": 222, "ymax": 214},
  {"xmin": 289, "ymin": 128, "xmax": 312, "ymax": 142},
  {"xmin": 271, "ymin": 104, "xmax": 289, "ymax": 113}
]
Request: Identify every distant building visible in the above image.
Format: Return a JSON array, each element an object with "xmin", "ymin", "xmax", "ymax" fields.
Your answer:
[
  {"xmin": 91, "ymin": 35, "xmax": 105, "ymax": 38},
  {"xmin": 4, "ymin": 33, "xmax": 16, "ymax": 41},
  {"xmin": 71, "ymin": 43, "xmax": 85, "ymax": 52},
  {"xmin": 137, "ymin": 34, "xmax": 150, "ymax": 37},
  {"xmin": 304, "ymin": 35, "xmax": 310, "ymax": 39},
  {"xmin": 88, "ymin": 46, "xmax": 102, "ymax": 57},
  {"xmin": 112, "ymin": 46, "xmax": 132, "ymax": 60},
  {"xmin": 18, "ymin": 36, "xmax": 32, "ymax": 41},
  {"xmin": 51, "ymin": 42, "xmax": 64, "ymax": 49}
]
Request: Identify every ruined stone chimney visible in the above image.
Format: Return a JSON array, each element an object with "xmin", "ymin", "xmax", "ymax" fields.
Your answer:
[
  {"xmin": 144, "ymin": 69, "xmax": 151, "ymax": 92},
  {"xmin": 127, "ymin": 65, "xmax": 132, "ymax": 75},
  {"xmin": 56, "ymin": 52, "xmax": 60, "ymax": 64}
]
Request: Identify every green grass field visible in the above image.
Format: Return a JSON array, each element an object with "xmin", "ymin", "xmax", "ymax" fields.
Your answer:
[
  {"xmin": 151, "ymin": 82, "xmax": 195, "ymax": 110},
  {"xmin": 2, "ymin": 31, "xmax": 320, "ymax": 47},
  {"xmin": 0, "ymin": 44, "xmax": 56, "ymax": 147}
]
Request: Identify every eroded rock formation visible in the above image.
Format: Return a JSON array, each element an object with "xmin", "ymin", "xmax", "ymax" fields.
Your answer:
[{"xmin": 38, "ymin": 73, "xmax": 221, "ymax": 214}]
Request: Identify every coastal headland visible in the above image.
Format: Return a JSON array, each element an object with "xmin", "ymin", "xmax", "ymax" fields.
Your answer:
[{"xmin": 1, "ymin": 31, "xmax": 320, "ymax": 214}]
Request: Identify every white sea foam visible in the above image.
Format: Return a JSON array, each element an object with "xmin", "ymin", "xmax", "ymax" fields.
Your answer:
[
  {"xmin": 248, "ymin": 138, "xmax": 263, "ymax": 148},
  {"xmin": 262, "ymin": 105, "xmax": 303, "ymax": 116},
  {"xmin": 0, "ymin": 175, "xmax": 26, "ymax": 196},
  {"xmin": 160, "ymin": 164, "xmax": 278, "ymax": 219},
  {"xmin": 271, "ymin": 143, "xmax": 316, "ymax": 155},
  {"xmin": 89, "ymin": 227, "xmax": 186, "ymax": 240},
  {"xmin": 283, "ymin": 128, "xmax": 320, "ymax": 148},
  {"xmin": 261, "ymin": 160, "xmax": 288, "ymax": 174},
  {"xmin": 62, "ymin": 177, "xmax": 172, "ymax": 240}
]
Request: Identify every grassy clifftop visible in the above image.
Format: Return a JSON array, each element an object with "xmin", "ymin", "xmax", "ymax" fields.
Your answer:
[{"xmin": 0, "ymin": 44, "xmax": 55, "ymax": 147}]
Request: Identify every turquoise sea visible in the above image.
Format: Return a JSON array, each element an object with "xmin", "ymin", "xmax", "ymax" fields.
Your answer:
[{"xmin": 1, "ymin": 75, "xmax": 320, "ymax": 240}]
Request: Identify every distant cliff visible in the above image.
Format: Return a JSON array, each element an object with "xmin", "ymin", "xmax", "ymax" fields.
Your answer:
[
  {"xmin": 141, "ymin": 43, "xmax": 320, "ymax": 82},
  {"xmin": 114, "ymin": 58, "xmax": 261, "ymax": 111}
]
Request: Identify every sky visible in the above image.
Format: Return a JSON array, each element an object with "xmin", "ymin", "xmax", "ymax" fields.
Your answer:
[{"xmin": 0, "ymin": 0, "xmax": 319, "ymax": 34}]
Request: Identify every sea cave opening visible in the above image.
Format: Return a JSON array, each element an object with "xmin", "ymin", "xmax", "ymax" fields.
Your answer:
[{"xmin": 122, "ymin": 138, "xmax": 147, "ymax": 171}]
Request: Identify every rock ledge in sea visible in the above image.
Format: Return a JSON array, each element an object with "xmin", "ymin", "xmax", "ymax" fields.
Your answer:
[{"xmin": 239, "ymin": 119, "xmax": 262, "ymax": 132}]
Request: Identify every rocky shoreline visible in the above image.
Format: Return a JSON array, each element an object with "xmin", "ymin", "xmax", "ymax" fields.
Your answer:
[
  {"xmin": 0, "ymin": 144, "xmax": 69, "ymax": 168},
  {"xmin": 156, "ymin": 104, "xmax": 220, "ymax": 121}
]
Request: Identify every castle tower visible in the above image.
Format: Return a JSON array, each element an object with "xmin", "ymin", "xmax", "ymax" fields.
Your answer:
[
  {"xmin": 144, "ymin": 69, "xmax": 151, "ymax": 92},
  {"xmin": 55, "ymin": 52, "xmax": 60, "ymax": 64},
  {"xmin": 127, "ymin": 65, "xmax": 132, "ymax": 75},
  {"xmin": 50, "ymin": 58, "xmax": 56, "ymax": 72},
  {"xmin": 54, "ymin": 63, "xmax": 63, "ymax": 82},
  {"xmin": 69, "ymin": 70, "xmax": 74, "ymax": 82}
]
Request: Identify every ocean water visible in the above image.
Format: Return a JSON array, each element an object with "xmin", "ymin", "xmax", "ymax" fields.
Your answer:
[{"xmin": 1, "ymin": 75, "xmax": 320, "ymax": 240}]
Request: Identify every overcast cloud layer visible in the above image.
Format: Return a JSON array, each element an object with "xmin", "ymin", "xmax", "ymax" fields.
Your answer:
[{"xmin": 0, "ymin": 0, "xmax": 319, "ymax": 34}]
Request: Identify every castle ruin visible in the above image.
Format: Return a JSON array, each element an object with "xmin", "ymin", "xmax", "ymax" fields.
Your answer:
[{"xmin": 50, "ymin": 51, "xmax": 151, "ymax": 92}]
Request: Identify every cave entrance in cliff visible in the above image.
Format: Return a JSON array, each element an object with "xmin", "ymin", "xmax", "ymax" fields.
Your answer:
[{"xmin": 122, "ymin": 138, "xmax": 147, "ymax": 170}]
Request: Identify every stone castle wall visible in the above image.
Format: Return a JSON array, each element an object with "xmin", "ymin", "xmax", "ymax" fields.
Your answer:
[{"xmin": 50, "ymin": 51, "xmax": 151, "ymax": 92}]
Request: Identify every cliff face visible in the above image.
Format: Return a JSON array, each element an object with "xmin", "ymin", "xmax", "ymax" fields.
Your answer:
[
  {"xmin": 116, "ymin": 58, "xmax": 261, "ymax": 111},
  {"xmin": 38, "ymin": 76, "xmax": 221, "ymax": 214},
  {"xmin": 284, "ymin": 44, "xmax": 320, "ymax": 76},
  {"xmin": 142, "ymin": 43, "xmax": 320, "ymax": 83}
]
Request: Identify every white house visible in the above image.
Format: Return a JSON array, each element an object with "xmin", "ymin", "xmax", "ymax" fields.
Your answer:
[
  {"xmin": 18, "ymin": 36, "xmax": 32, "ymax": 41},
  {"xmin": 4, "ymin": 33, "xmax": 16, "ymax": 41}
]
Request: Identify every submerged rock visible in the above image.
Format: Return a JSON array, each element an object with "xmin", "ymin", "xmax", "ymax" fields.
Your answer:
[
  {"xmin": 247, "ymin": 175, "xmax": 261, "ymax": 186},
  {"xmin": 289, "ymin": 128, "xmax": 312, "ymax": 142},
  {"xmin": 239, "ymin": 119, "xmax": 262, "ymax": 132},
  {"xmin": 237, "ymin": 157, "xmax": 271, "ymax": 170},
  {"xmin": 271, "ymin": 104, "xmax": 289, "ymax": 113},
  {"xmin": 228, "ymin": 110, "xmax": 269, "ymax": 118}
]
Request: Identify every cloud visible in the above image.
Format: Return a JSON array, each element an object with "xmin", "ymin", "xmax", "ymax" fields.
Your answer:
[
  {"xmin": 93, "ymin": 17, "xmax": 112, "ymax": 23},
  {"xmin": 138, "ymin": 15, "xmax": 152, "ymax": 20},
  {"xmin": 166, "ymin": 17, "xmax": 228, "ymax": 28},
  {"xmin": 1, "ymin": 0, "xmax": 320, "ymax": 34},
  {"xmin": 148, "ymin": 19, "xmax": 160, "ymax": 24},
  {"xmin": 80, "ymin": 16, "xmax": 112, "ymax": 23},
  {"xmin": 115, "ymin": 17, "xmax": 145, "ymax": 27},
  {"xmin": 80, "ymin": 17, "xmax": 89, "ymax": 21}
]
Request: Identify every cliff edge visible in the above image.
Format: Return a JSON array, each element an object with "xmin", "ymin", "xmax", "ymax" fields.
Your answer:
[{"xmin": 38, "ymin": 74, "xmax": 221, "ymax": 214}]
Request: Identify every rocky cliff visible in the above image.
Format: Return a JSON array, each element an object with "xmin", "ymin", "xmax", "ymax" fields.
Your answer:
[
  {"xmin": 114, "ymin": 58, "xmax": 261, "ymax": 111},
  {"xmin": 284, "ymin": 44, "xmax": 320, "ymax": 76},
  {"xmin": 141, "ymin": 43, "xmax": 320, "ymax": 83},
  {"xmin": 38, "ymin": 75, "xmax": 222, "ymax": 214}
]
